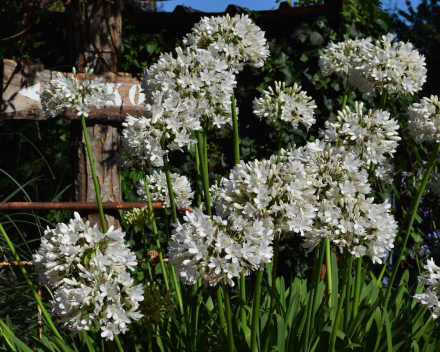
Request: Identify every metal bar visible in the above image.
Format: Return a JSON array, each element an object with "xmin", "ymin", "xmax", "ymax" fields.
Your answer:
[{"xmin": 0, "ymin": 202, "xmax": 193, "ymax": 212}]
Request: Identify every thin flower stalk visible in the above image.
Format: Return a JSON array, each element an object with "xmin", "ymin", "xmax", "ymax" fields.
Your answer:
[
  {"xmin": 311, "ymin": 241, "xmax": 327, "ymax": 337},
  {"xmin": 341, "ymin": 77, "xmax": 350, "ymax": 110},
  {"xmin": 373, "ymin": 142, "xmax": 440, "ymax": 352},
  {"xmin": 0, "ymin": 222, "xmax": 64, "ymax": 341},
  {"xmin": 352, "ymin": 253, "xmax": 362, "ymax": 320},
  {"xmin": 143, "ymin": 173, "xmax": 170, "ymax": 292},
  {"xmin": 277, "ymin": 122, "xmax": 285, "ymax": 163},
  {"xmin": 328, "ymin": 249, "xmax": 351, "ymax": 352},
  {"xmin": 250, "ymin": 269, "xmax": 264, "ymax": 352},
  {"xmin": 344, "ymin": 255, "xmax": 354, "ymax": 333},
  {"xmin": 325, "ymin": 238, "xmax": 333, "ymax": 309},
  {"xmin": 304, "ymin": 246, "xmax": 320, "ymax": 351},
  {"xmin": 223, "ymin": 284, "xmax": 235, "ymax": 352}
]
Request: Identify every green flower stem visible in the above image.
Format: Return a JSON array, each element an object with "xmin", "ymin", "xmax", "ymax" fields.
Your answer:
[
  {"xmin": 304, "ymin": 245, "xmax": 320, "ymax": 351},
  {"xmin": 143, "ymin": 173, "xmax": 169, "ymax": 292},
  {"xmin": 203, "ymin": 121, "xmax": 209, "ymax": 172},
  {"xmin": 141, "ymin": 227, "xmax": 153, "ymax": 282},
  {"xmin": 324, "ymin": 239, "xmax": 333, "ymax": 308},
  {"xmin": 223, "ymin": 284, "xmax": 235, "ymax": 352},
  {"xmin": 231, "ymin": 92, "xmax": 240, "ymax": 165},
  {"xmin": 162, "ymin": 207, "xmax": 184, "ymax": 315},
  {"xmin": 80, "ymin": 115, "xmax": 107, "ymax": 232},
  {"xmin": 250, "ymin": 269, "xmax": 264, "ymax": 352},
  {"xmin": 0, "ymin": 222, "xmax": 64, "ymax": 341},
  {"xmin": 352, "ymin": 257, "xmax": 362, "ymax": 320},
  {"xmin": 379, "ymin": 89, "xmax": 387, "ymax": 110},
  {"xmin": 277, "ymin": 122, "xmax": 285, "ymax": 164},
  {"xmin": 328, "ymin": 249, "xmax": 351, "ymax": 352},
  {"xmin": 263, "ymin": 232, "xmax": 281, "ymax": 351},
  {"xmin": 373, "ymin": 142, "xmax": 440, "ymax": 352},
  {"xmin": 195, "ymin": 143, "xmax": 202, "ymax": 208},
  {"xmin": 344, "ymin": 255, "xmax": 353, "ymax": 333},
  {"xmin": 81, "ymin": 116, "xmax": 125, "ymax": 352},
  {"xmin": 195, "ymin": 131, "xmax": 212, "ymax": 215},
  {"xmin": 311, "ymin": 241, "xmax": 327, "ymax": 336},
  {"xmin": 341, "ymin": 76, "xmax": 350, "ymax": 110},
  {"xmin": 146, "ymin": 322, "xmax": 152, "ymax": 352},
  {"xmin": 377, "ymin": 251, "xmax": 391, "ymax": 283},
  {"xmin": 215, "ymin": 285, "xmax": 228, "ymax": 342},
  {"xmin": 162, "ymin": 152, "xmax": 178, "ymax": 224}
]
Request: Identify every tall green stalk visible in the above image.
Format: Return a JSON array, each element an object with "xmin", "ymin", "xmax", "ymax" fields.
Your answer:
[
  {"xmin": 324, "ymin": 239, "xmax": 332, "ymax": 308},
  {"xmin": 343, "ymin": 256, "xmax": 353, "ymax": 333},
  {"xmin": 81, "ymin": 116, "xmax": 107, "ymax": 231},
  {"xmin": 328, "ymin": 249, "xmax": 351, "ymax": 352},
  {"xmin": 373, "ymin": 143, "xmax": 440, "ymax": 352},
  {"xmin": 80, "ymin": 115, "xmax": 124, "ymax": 352},
  {"xmin": 352, "ymin": 256, "xmax": 362, "ymax": 320},
  {"xmin": 250, "ymin": 269, "xmax": 264, "ymax": 352},
  {"xmin": 311, "ymin": 241, "xmax": 327, "ymax": 337},
  {"xmin": 263, "ymin": 232, "xmax": 281, "ymax": 350},
  {"xmin": 141, "ymin": 227, "xmax": 153, "ymax": 282},
  {"xmin": 341, "ymin": 76, "xmax": 350, "ymax": 110},
  {"xmin": 195, "ymin": 143, "xmax": 202, "ymax": 208},
  {"xmin": 223, "ymin": 284, "xmax": 235, "ymax": 352},
  {"xmin": 146, "ymin": 322, "xmax": 153, "ymax": 352},
  {"xmin": 0, "ymin": 223, "xmax": 64, "ymax": 341},
  {"xmin": 142, "ymin": 173, "xmax": 170, "ymax": 292},
  {"xmin": 231, "ymin": 93, "xmax": 240, "ymax": 165},
  {"xmin": 277, "ymin": 122, "xmax": 285, "ymax": 163}
]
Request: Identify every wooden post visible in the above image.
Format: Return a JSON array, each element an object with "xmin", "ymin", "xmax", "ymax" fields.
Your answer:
[{"xmin": 65, "ymin": 0, "xmax": 123, "ymax": 230}]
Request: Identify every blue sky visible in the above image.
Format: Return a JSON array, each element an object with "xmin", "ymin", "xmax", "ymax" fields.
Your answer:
[{"xmin": 158, "ymin": 0, "xmax": 423, "ymax": 13}]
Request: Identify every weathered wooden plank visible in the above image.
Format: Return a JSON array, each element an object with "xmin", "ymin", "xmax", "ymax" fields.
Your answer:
[{"xmin": 1, "ymin": 58, "xmax": 145, "ymax": 121}]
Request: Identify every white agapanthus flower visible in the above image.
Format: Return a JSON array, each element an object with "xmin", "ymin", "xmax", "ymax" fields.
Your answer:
[
  {"xmin": 282, "ymin": 140, "xmax": 397, "ymax": 262},
  {"xmin": 319, "ymin": 37, "xmax": 373, "ymax": 78},
  {"xmin": 41, "ymin": 68, "xmax": 114, "ymax": 118},
  {"xmin": 33, "ymin": 212, "xmax": 143, "ymax": 340},
  {"xmin": 349, "ymin": 33, "xmax": 427, "ymax": 96},
  {"xmin": 183, "ymin": 13, "xmax": 270, "ymax": 72},
  {"xmin": 414, "ymin": 258, "xmax": 440, "ymax": 318},
  {"xmin": 319, "ymin": 34, "xmax": 427, "ymax": 96},
  {"xmin": 319, "ymin": 101, "xmax": 401, "ymax": 184},
  {"xmin": 253, "ymin": 81, "xmax": 317, "ymax": 130},
  {"xmin": 407, "ymin": 95, "xmax": 440, "ymax": 143},
  {"xmin": 168, "ymin": 208, "xmax": 273, "ymax": 287},
  {"xmin": 137, "ymin": 171, "xmax": 194, "ymax": 209},
  {"xmin": 215, "ymin": 155, "xmax": 318, "ymax": 238}
]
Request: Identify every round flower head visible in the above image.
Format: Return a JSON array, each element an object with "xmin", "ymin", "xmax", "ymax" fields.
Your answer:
[
  {"xmin": 168, "ymin": 208, "xmax": 273, "ymax": 287},
  {"xmin": 118, "ymin": 115, "xmax": 166, "ymax": 168},
  {"xmin": 215, "ymin": 155, "xmax": 318, "ymax": 238},
  {"xmin": 414, "ymin": 258, "xmax": 440, "ymax": 318},
  {"xmin": 253, "ymin": 81, "xmax": 317, "ymax": 130},
  {"xmin": 349, "ymin": 33, "xmax": 427, "ymax": 96},
  {"xmin": 282, "ymin": 140, "xmax": 397, "ymax": 263},
  {"xmin": 33, "ymin": 212, "xmax": 143, "ymax": 339},
  {"xmin": 407, "ymin": 95, "xmax": 440, "ymax": 143},
  {"xmin": 137, "ymin": 170, "xmax": 194, "ymax": 209},
  {"xmin": 41, "ymin": 68, "xmax": 114, "ymax": 118},
  {"xmin": 183, "ymin": 13, "xmax": 270, "ymax": 72},
  {"xmin": 319, "ymin": 37, "xmax": 373, "ymax": 77},
  {"xmin": 319, "ymin": 101, "xmax": 401, "ymax": 184}
]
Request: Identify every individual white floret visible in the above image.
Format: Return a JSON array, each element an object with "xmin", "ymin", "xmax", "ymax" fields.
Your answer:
[
  {"xmin": 319, "ymin": 101, "xmax": 401, "ymax": 184},
  {"xmin": 137, "ymin": 171, "xmax": 194, "ymax": 209},
  {"xmin": 33, "ymin": 212, "xmax": 143, "ymax": 339},
  {"xmin": 407, "ymin": 95, "xmax": 440, "ymax": 144},
  {"xmin": 183, "ymin": 13, "xmax": 270, "ymax": 72},
  {"xmin": 253, "ymin": 81, "xmax": 317, "ymax": 130},
  {"xmin": 41, "ymin": 68, "xmax": 114, "ymax": 118},
  {"xmin": 168, "ymin": 208, "xmax": 273, "ymax": 287}
]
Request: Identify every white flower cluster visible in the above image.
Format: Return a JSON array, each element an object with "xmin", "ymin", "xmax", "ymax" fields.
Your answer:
[
  {"xmin": 41, "ymin": 68, "xmax": 114, "ymax": 118},
  {"xmin": 319, "ymin": 34, "xmax": 427, "ymax": 96},
  {"xmin": 407, "ymin": 95, "xmax": 440, "ymax": 143},
  {"xmin": 253, "ymin": 82, "xmax": 317, "ymax": 130},
  {"xmin": 319, "ymin": 102, "xmax": 401, "ymax": 184},
  {"xmin": 120, "ymin": 47, "xmax": 237, "ymax": 168},
  {"xmin": 168, "ymin": 208, "xmax": 273, "ymax": 286},
  {"xmin": 319, "ymin": 37, "xmax": 373, "ymax": 77},
  {"xmin": 33, "ymin": 213, "xmax": 143, "ymax": 340},
  {"xmin": 137, "ymin": 171, "xmax": 194, "ymax": 209},
  {"xmin": 414, "ymin": 258, "xmax": 440, "ymax": 318},
  {"xmin": 118, "ymin": 114, "xmax": 166, "ymax": 168},
  {"xmin": 215, "ymin": 155, "xmax": 318, "ymax": 238},
  {"xmin": 282, "ymin": 141, "xmax": 397, "ymax": 262},
  {"xmin": 183, "ymin": 13, "xmax": 270, "ymax": 72}
]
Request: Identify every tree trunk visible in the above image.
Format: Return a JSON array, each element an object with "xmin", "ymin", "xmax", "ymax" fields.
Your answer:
[{"xmin": 66, "ymin": 0, "xmax": 123, "ymax": 230}]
